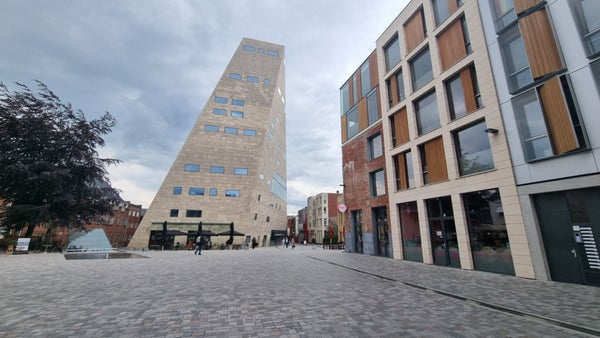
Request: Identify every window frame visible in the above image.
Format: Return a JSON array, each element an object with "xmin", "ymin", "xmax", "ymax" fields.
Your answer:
[
  {"xmin": 384, "ymin": 34, "xmax": 401, "ymax": 72},
  {"xmin": 454, "ymin": 120, "xmax": 495, "ymax": 176},
  {"xmin": 414, "ymin": 90, "xmax": 440, "ymax": 135},
  {"xmin": 369, "ymin": 169, "xmax": 386, "ymax": 196},
  {"xmin": 409, "ymin": 47, "xmax": 433, "ymax": 91},
  {"xmin": 367, "ymin": 133, "xmax": 383, "ymax": 160}
]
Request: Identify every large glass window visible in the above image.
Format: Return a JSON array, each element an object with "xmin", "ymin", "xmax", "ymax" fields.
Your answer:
[
  {"xmin": 398, "ymin": 202, "xmax": 422, "ymax": 262},
  {"xmin": 499, "ymin": 26, "xmax": 533, "ymax": 92},
  {"xmin": 415, "ymin": 91, "xmax": 440, "ymax": 135},
  {"xmin": 189, "ymin": 187, "xmax": 205, "ymax": 196},
  {"xmin": 513, "ymin": 89, "xmax": 553, "ymax": 160},
  {"xmin": 340, "ymin": 82, "xmax": 350, "ymax": 114},
  {"xmin": 573, "ymin": 0, "xmax": 600, "ymax": 56},
  {"xmin": 384, "ymin": 35, "xmax": 401, "ymax": 72},
  {"xmin": 455, "ymin": 121, "xmax": 495, "ymax": 176},
  {"xmin": 410, "ymin": 48, "xmax": 433, "ymax": 91},
  {"xmin": 446, "ymin": 65, "xmax": 481, "ymax": 120},
  {"xmin": 368, "ymin": 133, "xmax": 383, "ymax": 160},
  {"xmin": 370, "ymin": 169, "xmax": 386, "ymax": 196},
  {"xmin": 489, "ymin": 0, "xmax": 516, "ymax": 32},
  {"xmin": 433, "ymin": 0, "xmax": 462, "ymax": 26},
  {"xmin": 463, "ymin": 189, "xmax": 515, "ymax": 275},
  {"xmin": 346, "ymin": 106, "xmax": 359, "ymax": 139},
  {"xmin": 592, "ymin": 60, "xmax": 600, "ymax": 95},
  {"xmin": 367, "ymin": 89, "xmax": 379, "ymax": 125},
  {"xmin": 184, "ymin": 164, "xmax": 200, "ymax": 172},
  {"xmin": 361, "ymin": 60, "xmax": 371, "ymax": 97}
]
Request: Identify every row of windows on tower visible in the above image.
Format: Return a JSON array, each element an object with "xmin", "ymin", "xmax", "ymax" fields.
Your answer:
[
  {"xmin": 184, "ymin": 164, "xmax": 248, "ymax": 175},
  {"xmin": 173, "ymin": 187, "xmax": 240, "ymax": 197},
  {"xmin": 229, "ymin": 72, "xmax": 271, "ymax": 85},
  {"xmin": 242, "ymin": 44, "xmax": 279, "ymax": 57}
]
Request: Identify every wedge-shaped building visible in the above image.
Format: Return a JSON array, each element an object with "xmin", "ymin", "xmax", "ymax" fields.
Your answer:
[{"xmin": 129, "ymin": 37, "xmax": 287, "ymax": 249}]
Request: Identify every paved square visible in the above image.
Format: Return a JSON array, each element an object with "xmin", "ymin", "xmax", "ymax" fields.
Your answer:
[{"xmin": 1, "ymin": 246, "xmax": 598, "ymax": 337}]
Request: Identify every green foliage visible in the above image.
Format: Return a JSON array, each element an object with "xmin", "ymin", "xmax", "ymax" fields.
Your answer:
[{"xmin": 0, "ymin": 81, "xmax": 121, "ymax": 235}]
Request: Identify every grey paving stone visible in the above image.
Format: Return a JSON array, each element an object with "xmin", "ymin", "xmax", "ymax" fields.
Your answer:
[{"xmin": 0, "ymin": 246, "xmax": 598, "ymax": 337}]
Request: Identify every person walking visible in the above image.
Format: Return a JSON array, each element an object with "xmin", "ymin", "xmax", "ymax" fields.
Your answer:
[
  {"xmin": 195, "ymin": 236, "xmax": 204, "ymax": 255},
  {"xmin": 285, "ymin": 237, "xmax": 289, "ymax": 248}
]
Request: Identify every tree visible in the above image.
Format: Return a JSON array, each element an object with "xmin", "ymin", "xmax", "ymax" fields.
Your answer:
[{"xmin": 0, "ymin": 81, "xmax": 120, "ymax": 237}]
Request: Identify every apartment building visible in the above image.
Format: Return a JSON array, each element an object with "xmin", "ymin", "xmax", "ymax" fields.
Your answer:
[
  {"xmin": 129, "ymin": 37, "xmax": 287, "ymax": 249},
  {"xmin": 478, "ymin": 0, "xmax": 600, "ymax": 286},
  {"xmin": 307, "ymin": 192, "xmax": 341, "ymax": 244},
  {"xmin": 342, "ymin": 0, "xmax": 537, "ymax": 278},
  {"xmin": 340, "ymin": 50, "xmax": 391, "ymax": 257}
]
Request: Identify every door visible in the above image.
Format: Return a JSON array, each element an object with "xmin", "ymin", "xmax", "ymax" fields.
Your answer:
[
  {"xmin": 535, "ymin": 188, "xmax": 600, "ymax": 286},
  {"xmin": 352, "ymin": 210, "xmax": 363, "ymax": 254},
  {"xmin": 427, "ymin": 196, "xmax": 460, "ymax": 268},
  {"xmin": 373, "ymin": 206, "xmax": 389, "ymax": 257}
]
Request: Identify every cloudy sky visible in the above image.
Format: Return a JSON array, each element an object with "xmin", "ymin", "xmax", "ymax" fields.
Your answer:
[{"xmin": 1, "ymin": 0, "xmax": 409, "ymax": 214}]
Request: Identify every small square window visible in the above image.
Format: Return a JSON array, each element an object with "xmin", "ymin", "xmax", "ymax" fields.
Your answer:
[
  {"xmin": 232, "ymin": 99, "xmax": 245, "ymax": 106},
  {"xmin": 184, "ymin": 164, "xmax": 200, "ymax": 172},
  {"xmin": 204, "ymin": 125, "xmax": 218, "ymax": 132},
  {"xmin": 214, "ymin": 97, "xmax": 228, "ymax": 104},
  {"xmin": 210, "ymin": 166, "xmax": 225, "ymax": 174},
  {"xmin": 189, "ymin": 187, "xmax": 205, "ymax": 195},
  {"xmin": 186, "ymin": 209, "xmax": 202, "ymax": 217},
  {"xmin": 229, "ymin": 73, "xmax": 242, "ymax": 80},
  {"xmin": 234, "ymin": 168, "xmax": 248, "ymax": 175},
  {"xmin": 173, "ymin": 187, "xmax": 182, "ymax": 195},
  {"xmin": 247, "ymin": 76, "xmax": 259, "ymax": 83},
  {"xmin": 231, "ymin": 111, "xmax": 244, "ymax": 118},
  {"xmin": 224, "ymin": 127, "xmax": 238, "ymax": 134},
  {"xmin": 209, "ymin": 188, "xmax": 217, "ymax": 196},
  {"xmin": 213, "ymin": 108, "xmax": 226, "ymax": 115},
  {"xmin": 226, "ymin": 189, "xmax": 240, "ymax": 197},
  {"xmin": 169, "ymin": 209, "xmax": 179, "ymax": 217},
  {"xmin": 244, "ymin": 129, "xmax": 257, "ymax": 136},
  {"xmin": 243, "ymin": 45, "xmax": 256, "ymax": 52}
]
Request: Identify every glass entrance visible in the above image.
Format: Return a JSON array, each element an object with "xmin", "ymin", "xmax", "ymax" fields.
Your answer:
[
  {"xmin": 427, "ymin": 196, "xmax": 460, "ymax": 268},
  {"xmin": 373, "ymin": 206, "xmax": 389, "ymax": 257}
]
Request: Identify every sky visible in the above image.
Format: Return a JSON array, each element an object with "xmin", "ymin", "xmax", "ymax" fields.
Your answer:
[{"xmin": 0, "ymin": 0, "xmax": 409, "ymax": 215}]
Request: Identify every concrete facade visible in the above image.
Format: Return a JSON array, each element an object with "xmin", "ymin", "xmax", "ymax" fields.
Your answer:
[{"xmin": 129, "ymin": 37, "xmax": 287, "ymax": 249}]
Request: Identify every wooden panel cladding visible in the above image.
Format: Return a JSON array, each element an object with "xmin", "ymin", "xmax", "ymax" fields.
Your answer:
[
  {"xmin": 514, "ymin": 0, "xmax": 543, "ymax": 15},
  {"xmin": 341, "ymin": 114, "xmax": 348, "ymax": 143},
  {"xmin": 519, "ymin": 9, "xmax": 563, "ymax": 78},
  {"xmin": 369, "ymin": 52, "xmax": 379, "ymax": 89},
  {"xmin": 437, "ymin": 18, "xmax": 466, "ymax": 71},
  {"xmin": 358, "ymin": 98, "xmax": 368, "ymax": 131},
  {"xmin": 424, "ymin": 137, "xmax": 448, "ymax": 183},
  {"xmin": 389, "ymin": 75, "xmax": 399, "ymax": 106},
  {"xmin": 460, "ymin": 66, "xmax": 478, "ymax": 113},
  {"xmin": 392, "ymin": 107, "xmax": 410, "ymax": 146},
  {"xmin": 404, "ymin": 8, "xmax": 426, "ymax": 53},
  {"xmin": 395, "ymin": 154, "xmax": 408, "ymax": 190},
  {"xmin": 354, "ymin": 69, "xmax": 361, "ymax": 103},
  {"xmin": 539, "ymin": 76, "xmax": 578, "ymax": 154}
]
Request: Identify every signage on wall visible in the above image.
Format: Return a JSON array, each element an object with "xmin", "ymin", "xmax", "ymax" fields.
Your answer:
[{"xmin": 338, "ymin": 204, "xmax": 347, "ymax": 213}]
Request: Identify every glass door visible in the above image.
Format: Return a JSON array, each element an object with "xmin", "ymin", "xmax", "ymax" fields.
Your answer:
[{"xmin": 427, "ymin": 196, "xmax": 460, "ymax": 268}]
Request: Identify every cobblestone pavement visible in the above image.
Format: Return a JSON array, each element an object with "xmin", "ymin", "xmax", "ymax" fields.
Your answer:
[{"xmin": 0, "ymin": 246, "xmax": 599, "ymax": 337}]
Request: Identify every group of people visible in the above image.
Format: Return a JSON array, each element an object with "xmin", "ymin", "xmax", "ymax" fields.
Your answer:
[{"xmin": 283, "ymin": 237, "xmax": 295, "ymax": 249}]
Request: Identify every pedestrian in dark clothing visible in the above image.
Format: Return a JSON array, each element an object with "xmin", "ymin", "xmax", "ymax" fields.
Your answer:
[
  {"xmin": 195, "ymin": 236, "xmax": 204, "ymax": 255},
  {"xmin": 251, "ymin": 237, "xmax": 258, "ymax": 249}
]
